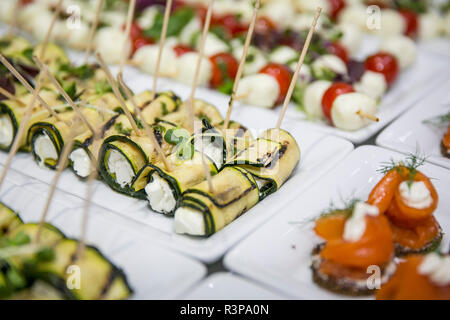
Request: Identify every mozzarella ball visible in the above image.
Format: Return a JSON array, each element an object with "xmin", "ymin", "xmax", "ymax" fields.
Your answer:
[
  {"xmin": 234, "ymin": 1, "xmax": 254, "ymax": 23},
  {"xmin": 95, "ymin": 27, "xmax": 132, "ymax": 64},
  {"xmin": 294, "ymin": 0, "xmax": 330, "ymax": 15},
  {"xmin": 331, "ymin": 92, "xmax": 377, "ymax": 131},
  {"xmin": 236, "ymin": 74, "xmax": 280, "ymax": 108},
  {"xmin": 175, "ymin": 52, "xmax": 212, "ymax": 86},
  {"xmin": 0, "ymin": 0, "xmax": 19, "ymax": 24},
  {"xmin": 419, "ymin": 12, "xmax": 444, "ymax": 39},
  {"xmin": 338, "ymin": 5, "xmax": 367, "ymax": 30},
  {"xmin": 354, "ymin": 71, "xmax": 387, "ymax": 101},
  {"xmin": 337, "ymin": 23, "xmax": 362, "ymax": 54},
  {"xmin": 311, "ymin": 54, "xmax": 347, "ymax": 78},
  {"xmin": 133, "ymin": 44, "xmax": 177, "ymax": 77},
  {"xmin": 261, "ymin": 0, "xmax": 295, "ymax": 29},
  {"xmin": 199, "ymin": 33, "xmax": 229, "ymax": 57},
  {"xmin": 137, "ymin": 6, "xmax": 160, "ymax": 30},
  {"xmin": 179, "ymin": 16, "xmax": 201, "ymax": 45},
  {"xmin": 290, "ymin": 63, "xmax": 312, "ymax": 83},
  {"xmin": 101, "ymin": 11, "xmax": 127, "ymax": 29},
  {"xmin": 303, "ymin": 80, "xmax": 332, "ymax": 119},
  {"xmin": 374, "ymin": 9, "xmax": 405, "ymax": 37},
  {"xmin": 270, "ymin": 46, "xmax": 299, "ymax": 65},
  {"xmin": 380, "ymin": 35, "xmax": 416, "ymax": 69},
  {"xmin": 232, "ymin": 45, "xmax": 267, "ymax": 76},
  {"xmin": 290, "ymin": 12, "xmax": 326, "ymax": 32}
]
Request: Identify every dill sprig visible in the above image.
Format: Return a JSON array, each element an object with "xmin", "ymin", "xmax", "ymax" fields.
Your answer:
[
  {"xmin": 377, "ymin": 153, "xmax": 427, "ymax": 175},
  {"xmin": 422, "ymin": 112, "xmax": 450, "ymax": 127}
]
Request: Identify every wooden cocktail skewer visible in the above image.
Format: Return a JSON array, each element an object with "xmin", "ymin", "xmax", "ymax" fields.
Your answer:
[
  {"xmin": 118, "ymin": 0, "xmax": 136, "ymax": 76},
  {"xmin": 223, "ymin": 0, "xmax": 260, "ymax": 130},
  {"xmin": 151, "ymin": 0, "xmax": 173, "ymax": 100},
  {"xmin": 357, "ymin": 110, "xmax": 379, "ymax": 122},
  {"xmin": 33, "ymin": 56, "xmax": 96, "ymax": 135},
  {"xmin": 275, "ymin": 7, "xmax": 322, "ymax": 131},
  {"xmin": 117, "ymin": 74, "xmax": 172, "ymax": 171},
  {"xmin": 0, "ymin": 87, "xmax": 25, "ymax": 106},
  {"xmin": 186, "ymin": 0, "xmax": 215, "ymax": 133},
  {"xmin": 39, "ymin": 0, "xmax": 63, "ymax": 59},
  {"xmin": 201, "ymin": 153, "xmax": 215, "ymax": 194},
  {"xmin": 0, "ymin": 54, "xmax": 64, "ymax": 122},
  {"xmin": 95, "ymin": 52, "xmax": 141, "ymax": 136},
  {"xmin": 0, "ymin": 79, "xmax": 42, "ymax": 190},
  {"xmin": 35, "ymin": 126, "xmax": 78, "ymax": 243},
  {"xmin": 84, "ymin": 0, "xmax": 104, "ymax": 64}
]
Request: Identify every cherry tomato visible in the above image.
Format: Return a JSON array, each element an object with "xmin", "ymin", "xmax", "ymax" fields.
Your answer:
[
  {"xmin": 133, "ymin": 36, "xmax": 153, "ymax": 54},
  {"xmin": 217, "ymin": 14, "xmax": 249, "ymax": 37},
  {"xmin": 129, "ymin": 22, "xmax": 142, "ymax": 40},
  {"xmin": 173, "ymin": 44, "xmax": 195, "ymax": 57},
  {"xmin": 20, "ymin": 0, "xmax": 34, "ymax": 6},
  {"xmin": 259, "ymin": 63, "xmax": 293, "ymax": 105},
  {"xmin": 327, "ymin": 0, "xmax": 346, "ymax": 20},
  {"xmin": 327, "ymin": 42, "xmax": 349, "ymax": 64},
  {"xmin": 321, "ymin": 82, "xmax": 354, "ymax": 121},
  {"xmin": 365, "ymin": 1, "xmax": 389, "ymax": 9},
  {"xmin": 399, "ymin": 10, "xmax": 419, "ymax": 38},
  {"xmin": 209, "ymin": 52, "xmax": 239, "ymax": 88},
  {"xmin": 256, "ymin": 16, "xmax": 277, "ymax": 35},
  {"xmin": 365, "ymin": 52, "xmax": 399, "ymax": 85}
]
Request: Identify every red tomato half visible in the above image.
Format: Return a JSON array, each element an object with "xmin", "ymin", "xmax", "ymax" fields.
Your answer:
[
  {"xmin": 209, "ymin": 52, "xmax": 239, "ymax": 88},
  {"xmin": 256, "ymin": 16, "xmax": 277, "ymax": 35},
  {"xmin": 399, "ymin": 10, "xmax": 419, "ymax": 38},
  {"xmin": 173, "ymin": 44, "xmax": 195, "ymax": 57},
  {"xmin": 327, "ymin": 0, "xmax": 346, "ymax": 20},
  {"xmin": 321, "ymin": 82, "xmax": 354, "ymax": 121},
  {"xmin": 216, "ymin": 14, "xmax": 249, "ymax": 37},
  {"xmin": 259, "ymin": 63, "xmax": 293, "ymax": 105},
  {"xmin": 365, "ymin": 52, "xmax": 399, "ymax": 85},
  {"xmin": 327, "ymin": 42, "xmax": 349, "ymax": 64}
]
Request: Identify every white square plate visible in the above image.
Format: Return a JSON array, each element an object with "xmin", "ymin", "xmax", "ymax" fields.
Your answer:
[
  {"xmin": 376, "ymin": 78, "xmax": 450, "ymax": 169},
  {"xmin": 0, "ymin": 166, "xmax": 206, "ymax": 300},
  {"xmin": 224, "ymin": 146, "xmax": 450, "ymax": 299},
  {"xmin": 179, "ymin": 272, "xmax": 286, "ymax": 300},
  {"xmin": 0, "ymin": 107, "xmax": 353, "ymax": 263}
]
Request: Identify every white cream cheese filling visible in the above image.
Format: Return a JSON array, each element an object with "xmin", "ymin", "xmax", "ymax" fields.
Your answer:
[
  {"xmin": 398, "ymin": 181, "xmax": 433, "ymax": 209},
  {"xmin": 343, "ymin": 202, "xmax": 379, "ymax": 242},
  {"xmin": 0, "ymin": 115, "xmax": 14, "ymax": 148},
  {"xmin": 145, "ymin": 173, "xmax": 177, "ymax": 213},
  {"xmin": 174, "ymin": 207, "xmax": 205, "ymax": 236},
  {"xmin": 106, "ymin": 149, "xmax": 134, "ymax": 188},
  {"xmin": 33, "ymin": 132, "xmax": 58, "ymax": 168},
  {"xmin": 69, "ymin": 148, "xmax": 92, "ymax": 178},
  {"xmin": 418, "ymin": 253, "xmax": 450, "ymax": 286}
]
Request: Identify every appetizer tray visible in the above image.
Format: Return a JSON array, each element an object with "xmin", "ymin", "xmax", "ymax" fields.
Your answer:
[
  {"xmin": 179, "ymin": 272, "xmax": 286, "ymax": 300},
  {"xmin": 224, "ymin": 146, "xmax": 450, "ymax": 299},
  {"xmin": 377, "ymin": 79, "xmax": 450, "ymax": 169},
  {"xmin": 283, "ymin": 48, "xmax": 450, "ymax": 144},
  {"xmin": 0, "ymin": 105, "xmax": 353, "ymax": 262},
  {"xmin": 0, "ymin": 165, "xmax": 206, "ymax": 299}
]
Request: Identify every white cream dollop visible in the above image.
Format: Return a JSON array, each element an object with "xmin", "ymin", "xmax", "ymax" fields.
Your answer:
[
  {"xmin": 343, "ymin": 202, "xmax": 379, "ymax": 242},
  {"xmin": 69, "ymin": 148, "xmax": 92, "ymax": 178},
  {"xmin": 174, "ymin": 207, "xmax": 205, "ymax": 235},
  {"xmin": 145, "ymin": 173, "xmax": 177, "ymax": 213},
  {"xmin": 418, "ymin": 253, "xmax": 450, "ymax": 286},
  {"xmin": 107, "ymin": 149, "xmax": 134, "ymax": 187},
  {"xmin": 398, "ymin": 181, "xmax": 433, "ymax": 209}
]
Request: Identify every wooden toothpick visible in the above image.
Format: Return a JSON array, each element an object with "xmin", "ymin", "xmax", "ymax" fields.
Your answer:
[
  {"xmin": 0, "ymin": 54, "xmax": 64, "ymax": 122},
  {"xmin": 35, "ymin": 127, "xmax": 78, "ymax": 243},
  {"xmin": 33, "ymin": 56, "xmax": 96, "ymax": 135},
  {"xmin": 0, "ymin": 79, "xmax": 42, "ymax": 190},
  {"xmin": 39, "ymin": 0, "xmax": 63, "ymax": 60},
  {"xmin": 357, "ymin": 110, "xmax": 379, "ymax": 122},
  {"xmin": 151, "ymin": 0, "xmax": 173, "ymax": 100},
  {"xmin": 119, "ymin": 0, "xmax": 136, "ymax": 76},
  {"xmin": 275, "ymin": 7, "xmax": 322, "ymax": 131},
  {"xmin": 117, "ymin": 74, "xmax": 172, "ymax": 172},
  {"xmin": 224, "ymin": 0, "xmax": 260, "ymax": 129},
  {"xmin": 84, "ymin": 0, "xmax": 104, "ymax": 64},
  {"xmin": 186, "ymin": 0, "xmax": 215, "ymax": 133},
  {"xmin": 0, "ymin": 87, "xmax": 25, "ymax": 106},
  {"xmin": 95, "ymin": 52, "xmax": 141, "ymax": 136},
  {"xmin": 201, "ymin": 153, "xmax": 214, "ymax": 194}
]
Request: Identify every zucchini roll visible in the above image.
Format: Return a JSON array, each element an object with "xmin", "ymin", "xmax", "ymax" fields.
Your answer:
[
  {"xmin": 0, "ymin": 90, "xmax": 60, "ymax": 151},
  {"xmin": 193, "ymin": 119, "xmax": 228, "ymax": 170},
  {"xmin": 28, "ymin": 107, "xmax": 112, "ymax": 169},
  {"xmin": 98, "ymin": 122, "xmax": 176, "ymax": 198},
  {"xmin": 0, "ymin": 201, "xmax": 22, "ymax": 236},
  {"xmin": 174, "ymin": 167, "xmax": 259, "ymax": 236},
  {"xmin": 142, "ymin": 151, "xmax": 218, "ymax": 215},
  {"xmin": 225, "ymin": 128, "xmax": 300, "ymax": 200},
  {"xmin": 139, "ymin": 91, "xmax": 181, "ymax": 124}
]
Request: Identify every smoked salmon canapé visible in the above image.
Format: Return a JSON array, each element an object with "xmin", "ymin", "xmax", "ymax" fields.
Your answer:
[
  {"xmin": 376, "ymin": 253, "xmax": 450, "ymax": 300},
  {"xmin": 311, "ymin": 201, "xmax": 396, "ymax": 296},
  {"xmin": 368, "ymin": 155, "xmax": 443, "ymax": 256}
]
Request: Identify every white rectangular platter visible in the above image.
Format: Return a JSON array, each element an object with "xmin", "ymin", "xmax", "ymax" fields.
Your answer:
[
  {"xmin": 179, "ymin": 272, "xmax": 286, "ymax": 300},
  {"xmin": 0, "ymin": 107, "xmax": 353, "ymax": 263},
  {"xmin": 224, "ymin": 146, "xmax": 450, "ymax": 299},
  {"xmin": 376, "ymin": 78, "xmax": 450, "ymax": 169},
  {"xmin": 0, "ymin": 166, "xmax": 206, "ymax": 300}
]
